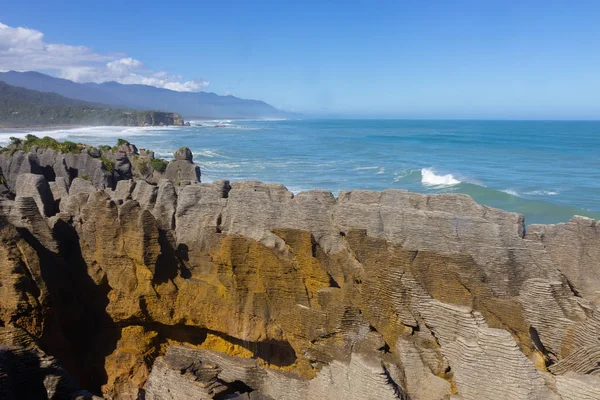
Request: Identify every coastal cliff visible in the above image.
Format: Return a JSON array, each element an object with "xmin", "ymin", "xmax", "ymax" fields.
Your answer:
[
  {"xmin": 0, "ymin": 142, "xmax": 599, "ymax": 399},
  {"xmin": 0, "ymin": 81, "xmax": 187, "ymax": 128}
]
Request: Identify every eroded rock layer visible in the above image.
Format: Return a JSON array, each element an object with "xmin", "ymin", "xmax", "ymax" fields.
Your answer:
[{"xmin": 0, "ymin": 145, "xmax": 599, "ymax": 399}]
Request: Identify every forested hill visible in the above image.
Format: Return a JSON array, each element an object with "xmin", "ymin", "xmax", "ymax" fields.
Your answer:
[
  {"xmin": 0, "ymin": 81, "xmax": 186, "ymax": 127},
  {"xmin": 0, "ymin": 71, "xmax": 292, "ymax": 119},
  {"xmin": 0, "ymin": 80, "xmax": 108, "ymax": 107}
]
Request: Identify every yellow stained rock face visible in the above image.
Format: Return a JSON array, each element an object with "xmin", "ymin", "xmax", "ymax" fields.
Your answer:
[
  {"xmin": 0, "ymin": 239, "xmax": 44, "ymax": 338},
  {"xmin": 3, "ymin": 146, "xmax": 600, "ymax": 399},
  {"xmin": 102, "ymin": 325, "xmax": 160, "ymax": 399},
  {"xmin": 199, "ymin": 333, "xmax": 254, "ymax": 358},
  {"xmin": 1, "ymin": 185, "xmax": 589, "ymax": 400},
  {"xmin": 73, "ymin": 217, "xmax": 557, "ymax": 396}
]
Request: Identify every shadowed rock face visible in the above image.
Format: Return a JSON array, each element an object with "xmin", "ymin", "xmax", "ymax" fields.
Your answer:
[{"xmin": 0, "ymin": 144, "xmax": 599, "ymax": 399}]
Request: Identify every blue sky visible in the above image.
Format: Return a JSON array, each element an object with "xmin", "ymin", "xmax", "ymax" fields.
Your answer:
[{"xmin": 1, "ymin": 1, "xmax": 600, "ymax": 118}]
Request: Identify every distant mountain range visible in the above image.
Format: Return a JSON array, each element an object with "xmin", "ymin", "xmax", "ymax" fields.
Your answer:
[
  {"xmin": 0, "ymin": 71, "xmax": 291, "ymax": 119},
  {"xmin": 0, "ymin": 81, "xmax": 186, "ymax": 128}
]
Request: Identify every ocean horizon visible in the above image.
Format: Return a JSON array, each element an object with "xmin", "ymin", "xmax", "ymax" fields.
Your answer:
[{"xmin": 2, "ymin": 118, "xmax": 599, "ymax": 226}]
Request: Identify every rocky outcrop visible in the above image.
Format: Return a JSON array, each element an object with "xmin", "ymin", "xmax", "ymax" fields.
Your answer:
[
  {"xmin": 137, "ymin": 112, "xmax": 185, "ymax": 127},
  {"xmin": 0, "ymin": 138, "xmax": 200, "ymax": 192},
  {"xmin": 15, "ymin": 173, "xmax": 54, "ymax": 217},
  {"xmin": 164, "ymin": 160, "xmax": 201, "ymax": 184},
  {"xmin": 0, "ymin": 142, "xmax": 599, "ymax": 399},
  {"xmin": 174, "ymin": 146, "xmax": 193, "ymax": 162},
  {"xmin": 526, "ymin": 216, "xmax": 600, "ymax": 305}
]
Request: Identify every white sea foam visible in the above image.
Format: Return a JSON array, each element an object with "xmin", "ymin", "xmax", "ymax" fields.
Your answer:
[
  {"xmin": 377, "ymin": 167, "xmax": 385, "ymax": 174},
  {"xmin": 421, "ymin": 168, "xmax": 461, "ymax": 186},
  {"xmin": 195, "ymin": 149, "xmax": 227, "ymax": 158},
  {"xmin": 352, "ymin": 166, "xmax": 379, "ymax": 171},
  {"xmin": 192, "ymin": 122, "xmax": 260, "ymax": 131},
  {"xmin": 152, "ymin": 151, "xmax": 174, "ymax": 159},
  {"xmin": 286, "ymin": 186, "xmax": 307, "ymax": 195},
  {"xmin": 525, "ymin": 190, "xmax": 559, "ymax": 196},
  {"xmin": 195, "ymin": 120, "xmax": 233, "ymax": 125},
  {"xmin": 202, "ymin": 161, "xmax": 241, "ymax": 169},
  {"xmin": 501, "ymin": 189, "xmax": 559, "ymax": 197},
  {"xmin": 216, "ymin": 118, "xmax": 287, "ymax": 122},
  {"xmin": 0, "ymin": 125, "xmax": 182, "ymax": 145},
  {"xmin": 393, "ymin": 169, "xmax": 414, "ymax": 182}
]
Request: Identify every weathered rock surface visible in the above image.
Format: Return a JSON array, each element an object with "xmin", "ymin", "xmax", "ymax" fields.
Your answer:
[
  {"xmin": 174, "ymin": 146, "xmax": 194, "ymax": 162},
  {"xmin": 526, "ymin": 216, "xmax": 600, "ymax": 305},
  {"xmin": 0, "ymin": 140, "xmax": 200, "ymax": 192},
  {"xmin": 15, "ymin": 173, "xmax": 54, "ymax": 217},
  {"xmin": 0, "ymin": 143, "xmax": 599, "ymax": 399},
  {"xmin": 165, "ymin": 160, "xmax": 201, "ymax": 183}
]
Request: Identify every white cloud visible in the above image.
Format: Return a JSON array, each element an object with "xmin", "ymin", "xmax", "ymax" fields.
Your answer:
[
  {"xmin": 0, "ymin": 22, "xmax": 209, "ymax": 92},
  {"xmin": 58, "ymin": 58, "xmax": 209, "ymax": 91}
]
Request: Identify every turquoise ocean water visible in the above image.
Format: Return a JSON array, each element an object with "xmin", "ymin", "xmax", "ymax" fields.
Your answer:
[{"xmin": 2, "ymin": 119, "xmax": 599, "ymax": 225}]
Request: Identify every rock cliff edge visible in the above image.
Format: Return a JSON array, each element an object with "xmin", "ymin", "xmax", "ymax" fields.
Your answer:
[{"xmin": 0, "ymin": 142, "xmax": 599, "ymax": 399}]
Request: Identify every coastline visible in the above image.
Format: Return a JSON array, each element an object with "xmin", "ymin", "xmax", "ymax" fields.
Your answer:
[
  {"xmin": 0, "ymin": 121, "xmax": 598, "ymax": 226},
  {"xmin": 0, "ymin": 124, "xmax": 91, "ymax": 133}
]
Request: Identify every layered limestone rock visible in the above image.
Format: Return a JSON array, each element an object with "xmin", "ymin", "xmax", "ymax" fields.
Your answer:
[
  {"xmin": 0, "ymin": 138, "xmax": 200, "ymax": 191},
  {"xmin": 526, "ymin": 216, "xmax": 600, "ymax": 305},
  {"xmin": 0, "ymin": 143, "xmax": 599, "ymax": 399}
]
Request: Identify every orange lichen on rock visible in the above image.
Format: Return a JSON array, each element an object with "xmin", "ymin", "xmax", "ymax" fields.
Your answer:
[{"xmin": 1, "ymin": 167, "xmax": 599, "ymax": 399}]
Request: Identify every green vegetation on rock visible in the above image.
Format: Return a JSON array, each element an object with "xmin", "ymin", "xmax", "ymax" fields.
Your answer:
[
  {"xmin": 138, "ymin": 161, "xmax": 149, "ymax": 175},
  {"xmin": 101, "ymin": 157, "xmax": 115, "ymax": 173},
  {"xmin": 7, "ymin": 135, "xmax": 82, "ymax": 154},
  {"xmin": 0, "ymin": 135, "xmax": 173, "ymax": 181},
  {"xmin": 150, "ymin": 158, "xmax": 168, "ymax": 173}
]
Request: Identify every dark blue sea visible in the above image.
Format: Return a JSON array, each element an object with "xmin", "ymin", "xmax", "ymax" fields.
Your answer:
[{"xmin": 4, "ymin": 119, "xmax": 599, "ymax": 225}]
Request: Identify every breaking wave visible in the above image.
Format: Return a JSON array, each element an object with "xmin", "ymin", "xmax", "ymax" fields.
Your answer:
[
  {"xmin": 501, "ymin": 189, "xmax": 560, "ymax": 197},
  {"xmin": 421, "ymin": 168, "xmax": 461, "ymax": 186},
  {"xmin": 501, "ymin": 189, "xmax": 520, "ymax": 196},
  {"xmin": 525, "ymin": 190, "xmax": 560, "ymax": 196}
]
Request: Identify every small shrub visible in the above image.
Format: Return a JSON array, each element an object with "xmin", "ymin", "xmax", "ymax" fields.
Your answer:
[
  {"xmin": 23, "ymin": 135, "xmax": 57, "ymax": 152},
  {"xmin": 9, "ymin": 137, "xmax": 22, "ymax": 146},
  {"xmin": 13, "ymin": 135, "xmax": 82, "ymax": 154},
  {"xmin": 59, "ymin": 140, "xmax": 79, "ymax": 153},
  {"xmin": 101, "ymin": 157, "xmax": 115, "ymax": 173},
  {"xmin": 80, "ymin": 174, "xmax": 90, "ymax": 181},
  {"xmin": 99, "ymin": 145, "xmax": 112, "ymax": 153},
  {"xmin": 150, "ymin": 158, "xmax": 168, "ymax": 173},
  {"xmin": 117, "ymin": 138, "xmax": 129, "ymax": 146},
  {"xmin": 138, "ymin": 161, "xmax": 148, "ymax": 175}
]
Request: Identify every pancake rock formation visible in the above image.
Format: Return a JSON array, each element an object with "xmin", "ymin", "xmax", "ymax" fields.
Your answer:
[{"xmin": 0, "ymin": 142, "xmax": 599, "ymax": 399}]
